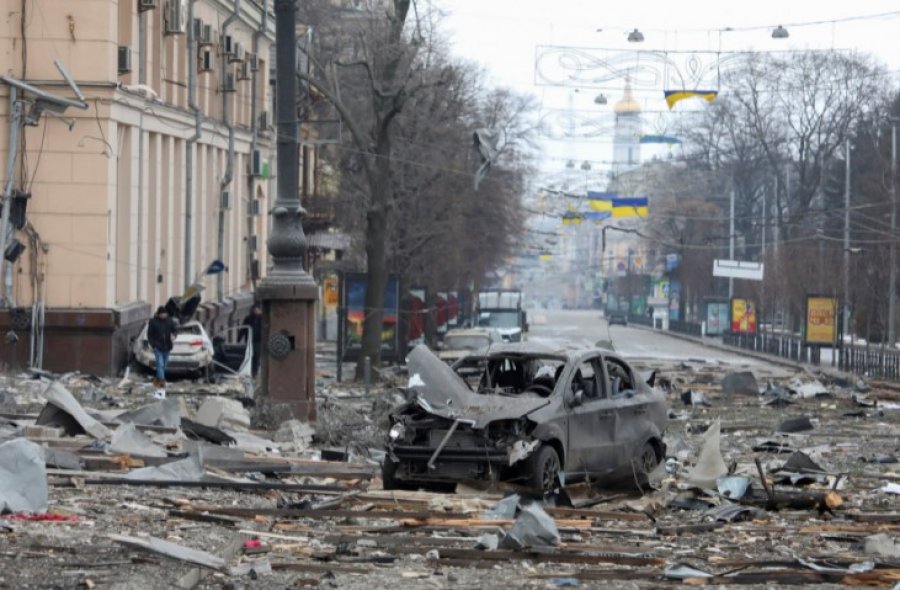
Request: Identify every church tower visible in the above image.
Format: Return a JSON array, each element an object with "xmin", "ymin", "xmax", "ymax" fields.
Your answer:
[{"xmin": 613, "ymin": 78, "xmax": 641, "ymax": 173}]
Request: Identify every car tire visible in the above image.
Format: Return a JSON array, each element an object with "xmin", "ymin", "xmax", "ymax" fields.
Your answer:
[
  {"xmin": 526, "ymin": 444, "xmax": 561, "ymax": 493},
  {"xmin": 636, "ymin": 441, "xmax": 660, "ymax": 480}
]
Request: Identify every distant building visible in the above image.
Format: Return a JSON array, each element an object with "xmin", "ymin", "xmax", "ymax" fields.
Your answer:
[
  {"xmin": 612, "ymin": 78, "xmax": 641, "ymax": 173},
  {"xmin": 0, "ymin": 0, "xmax": 302, "ymax": 375}
]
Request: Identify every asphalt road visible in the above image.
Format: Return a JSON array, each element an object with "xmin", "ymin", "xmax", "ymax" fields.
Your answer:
[{"xmin": 527, "ymin": 309, "xmax": 781, "ymax": 368}]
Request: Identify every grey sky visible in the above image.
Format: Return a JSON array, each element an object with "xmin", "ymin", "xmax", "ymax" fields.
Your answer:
[{"xmin": 435, "ymin": 1, "xmax": 900, "ymax": 180}]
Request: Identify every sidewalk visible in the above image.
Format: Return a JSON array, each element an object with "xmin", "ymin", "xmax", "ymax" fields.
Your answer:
[{"xmin": 629, "ymin": 324, "xmax": 816, "ymax": 373}]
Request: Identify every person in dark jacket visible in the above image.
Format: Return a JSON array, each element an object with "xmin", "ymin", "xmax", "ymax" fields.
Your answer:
[
  {"xmin": 241, "ymin": 303, "xmax": 263, "ymax": 377},
  {"xmin": 147, "ymin": 306, "xmax": 177, "ymax": 386}
]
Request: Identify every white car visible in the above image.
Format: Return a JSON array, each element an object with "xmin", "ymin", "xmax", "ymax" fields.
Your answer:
[
  {"xmin": 132, "ymin": 320, "xmax": 215, "ymax": 381},
  {"xmin": 437, "ymin": 328, "xmax": 502, "ymax": 364}
]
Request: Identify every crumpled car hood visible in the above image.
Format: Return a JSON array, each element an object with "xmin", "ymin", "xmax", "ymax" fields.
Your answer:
[{"xmin": 406, "ymin": 345, "xmax": 548, "ymax": 429}]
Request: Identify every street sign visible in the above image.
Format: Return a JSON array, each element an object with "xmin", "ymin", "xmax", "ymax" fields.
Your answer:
[{"xmin": 713, "ymin": 259, "xmax": 764, "ymax": 281}]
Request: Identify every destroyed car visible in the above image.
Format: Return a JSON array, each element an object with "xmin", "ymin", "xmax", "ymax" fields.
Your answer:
[
  {"xmin": 437, "ymin": 328, "xmax": 501, "ymax": 364},
  {"xmin": 384, "ymin": 343, "xmax": 668, "ymax": 493}
]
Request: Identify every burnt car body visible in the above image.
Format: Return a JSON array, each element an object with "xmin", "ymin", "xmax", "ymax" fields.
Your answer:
[{"xmin": 384, "ymin": 343, "xmax": 667, "ymax": 492}]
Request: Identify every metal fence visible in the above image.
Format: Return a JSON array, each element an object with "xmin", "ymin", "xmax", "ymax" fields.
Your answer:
[
  {"xmin": 669, "ymin": 319, "xmax": 703, "ymax": 337},
  {"xmin": 723, "ymin": 332, "xmax": 822, "ymax": 365},
  {"xmin": 838, "ymin": 344, "xmax": 900, "ymax": 380}
]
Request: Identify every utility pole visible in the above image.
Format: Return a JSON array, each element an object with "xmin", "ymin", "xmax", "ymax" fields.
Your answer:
[
  {"xmin": 844, "ymin": 139, "xmax": 851, "ymax": 340},
  {"xmin": 728, "ymin": 184, "xmax": 735, "ymax": 300},
  {"xmin": 889, "ymin": 123, "xmax": 897, "ymax": 344}
]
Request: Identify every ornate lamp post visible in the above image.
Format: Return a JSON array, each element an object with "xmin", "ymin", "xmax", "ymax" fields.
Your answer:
[{"xmin": 258, "ymin": 0, "xmax": 318, "ymax": 422}]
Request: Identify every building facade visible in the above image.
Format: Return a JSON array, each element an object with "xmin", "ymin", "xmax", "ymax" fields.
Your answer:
[{"xmin": 0, "ymin": 0, "xmax": 282, "ymax": 374}]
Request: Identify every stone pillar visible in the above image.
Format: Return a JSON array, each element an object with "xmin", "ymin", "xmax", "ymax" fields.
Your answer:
[{"xmin": 257, "ymin": 0, "xmax": 317, "ymax": 422}]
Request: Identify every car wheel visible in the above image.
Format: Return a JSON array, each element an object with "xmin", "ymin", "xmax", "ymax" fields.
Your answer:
[
  {"xmin": 637, "ymin": 441, "xmax": 660, "ymax": 477},
  {"xmin": 526, "ymin": 444, "xmax": 561, "ymax": 493}
]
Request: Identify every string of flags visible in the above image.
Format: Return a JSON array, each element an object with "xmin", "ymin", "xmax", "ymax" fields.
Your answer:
[{"xmin": 561, "ymin": 192, "xmax": 649, "ymax": 226}]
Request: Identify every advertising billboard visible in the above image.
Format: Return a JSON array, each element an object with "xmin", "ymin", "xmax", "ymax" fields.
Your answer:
[
  {"xmin": 805, "ymin": 295, "xmax": 839, "ymax": 346},
  {"xmin": 341, "ymin": 273, "xmax": 401, "ymax": 360},
  {"xmin": 705, "ymin": 300, "xmax": 730, "ymax": 336},
  {"xmin": 730, "ymin": 298, "xmax": 757, "ymax": 334}
]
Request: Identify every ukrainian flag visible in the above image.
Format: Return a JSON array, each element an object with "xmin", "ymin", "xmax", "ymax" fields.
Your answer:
[
  {"xmin": 664, "ymin": 90, "xmax": 717, "ymax": 110},
  {"xmin": 539, "ymin": 252, "xmax": 553, "ymax": 262},
  {"xmin": 611, "ymin": 197, "xmax": 649, "ymax": 218},
  {"xmin": 561, "ymin": 210, "xmax": 583, "ymax": 225},
  {"xmin": 587, "ymin": 191, "xmax": 615, "ymax": 213}
]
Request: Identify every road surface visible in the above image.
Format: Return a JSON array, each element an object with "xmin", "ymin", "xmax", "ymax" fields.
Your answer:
[{"xmin": 527, "ymin": 309, "xmax": 784, "ymax": 369}]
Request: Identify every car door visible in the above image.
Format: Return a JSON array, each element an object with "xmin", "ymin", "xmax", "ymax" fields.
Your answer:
[
  {"xmin": 565, "ymin": 355, "xmax": 618, "ymax": 478},
  {"xmin": 603, "ymin": 354, "xmax": 648, "ymax": 468}
]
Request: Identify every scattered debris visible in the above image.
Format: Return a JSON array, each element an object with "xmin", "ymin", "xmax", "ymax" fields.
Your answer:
[
  {"xmin": 0, "ymin": 438, "xmax": 47, "ymax": 513},
  {"xmin": 721, "ymin": 371, "xmax": 759, "ymax": 395},
  {"xmin": 498, "ymin": 502, "xmax": 560, "ymax": 550},
  {"xmin": 777, "ymin": 415, "xmax": 815, "ymax": 433},
  {"xmin": 196, "ymin": 397, "xmax": 251, "ymax": 432},
  {"xmin": 109, "ymin": 422, "xmax": 168, "ymax": 458},
  {"xmin": 35, "ymin": 382, "xmax": 112, "ymax": 439},
  {"xmin": 683, "ymin": 419, "xmax": 727, "ymax": 488}
]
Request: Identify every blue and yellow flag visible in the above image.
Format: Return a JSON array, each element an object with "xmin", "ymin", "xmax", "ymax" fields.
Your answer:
[
  {"xmin": 664, "ymin": 90, "xmax": 717, "ymax": 110},
  {"xmin": 539, "ymin": 252, "xmax": 553, "ymax": 262},
  {"xmin": 611, "ymin": 197, "xmax": 649, "ymax": 218},
  {"xmin": 561, "ymin": 210, "xmax": 583, "ymax": 225},
  {"xmin": 587, "ymin": 190, "xmax": 614, "ymax": 213}
]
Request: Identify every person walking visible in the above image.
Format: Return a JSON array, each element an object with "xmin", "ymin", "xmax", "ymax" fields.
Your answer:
[
  {"xmin": 242, "ymin": 303, "xmax": 263, "ymax": 377},
  {"xmin": 147, "ymin": 306, "xmax": 176, "ymax": 387}
]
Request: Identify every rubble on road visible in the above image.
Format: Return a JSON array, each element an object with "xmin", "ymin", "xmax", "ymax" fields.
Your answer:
[{"xmin": 0, "ymin": 355, "xmax": 899, "ymax": 589}]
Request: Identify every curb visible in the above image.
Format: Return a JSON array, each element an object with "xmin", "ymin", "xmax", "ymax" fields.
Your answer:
[{"xmin": 626, "ymin": 324, "xmax": 809, "ymax": 372}]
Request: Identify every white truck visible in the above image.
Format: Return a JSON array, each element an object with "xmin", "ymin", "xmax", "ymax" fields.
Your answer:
[{"xmin": 476, "ymin": 290, "xmax": 528, "ymax": 342}]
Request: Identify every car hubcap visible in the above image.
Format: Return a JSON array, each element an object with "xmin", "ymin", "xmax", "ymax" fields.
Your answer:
[
  {"xmin": 641, "ymin": 445, "xmax": 657, "ymax": 474},
  {"xmin": 542, "ymin": 454, "xmax": 559, "ymax": 490}
]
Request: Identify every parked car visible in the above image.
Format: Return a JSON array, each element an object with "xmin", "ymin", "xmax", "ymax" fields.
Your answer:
[
  {"xmin": 132, "ymin": 293, "xmax": 240, "ymax": 382},
  {"xmin": 607, "ymin": 311, "xmax": 628, "ymax": 326},
  {"xmin": 437, "ymin": 328, "xmax": 501, "ymax": 364},
  {"xmin": 383, "ymin": 343, "xmax": 667, "ymax": 493},
  {"xmin": 132, "ymin": 319, "xmax": 215, "ymax": 381}
]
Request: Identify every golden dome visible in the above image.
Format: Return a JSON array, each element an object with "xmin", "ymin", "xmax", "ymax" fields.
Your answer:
[{"xmin": 614, "ymin": 78, "xmax": 641, "ymax": 114}]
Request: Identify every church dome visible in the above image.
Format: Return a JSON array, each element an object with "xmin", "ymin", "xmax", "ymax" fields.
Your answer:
[{"xmin": 614, "ymin": 79, "xmax": 641, "ymax": 114}]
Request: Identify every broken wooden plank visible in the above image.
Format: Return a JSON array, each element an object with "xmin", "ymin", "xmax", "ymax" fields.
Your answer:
[
  {"xmin": 436, "ymin": 548, "xmax": 664, "ymax": 567},
  {"xmin": 167, "ymin": 510, "xmax": 241, "ymax": 527},
  {"xmin": 203, "ymin": 459, "xmax": 374, "ymax": 480},
  {"xmin": 51, "ymin": 478, "xmax": 351, "ymax": 494}
]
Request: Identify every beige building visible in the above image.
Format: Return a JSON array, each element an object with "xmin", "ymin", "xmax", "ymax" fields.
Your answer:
[{"xmin": 0, "ymin": 0, "xmax": 284, "ymax": 374}]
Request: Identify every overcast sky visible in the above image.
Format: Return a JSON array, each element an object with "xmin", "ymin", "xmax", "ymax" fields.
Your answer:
[{"xmin": 433, "ymin": 1, "xmax": 900, "ymax": 182}]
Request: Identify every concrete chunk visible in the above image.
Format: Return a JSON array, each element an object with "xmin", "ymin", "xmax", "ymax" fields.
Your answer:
[
  {"xmin": 195, "ymin": 397, "xmax": 250, "ymax": 431},
  {"xmin": 0, "ymin": 438, "xmax": 48, "ymax": 513}
]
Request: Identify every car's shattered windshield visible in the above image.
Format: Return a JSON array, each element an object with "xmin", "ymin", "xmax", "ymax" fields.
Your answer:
[{"xmin": 405, "ymin": 345, "xmax": 557, "ymax": 428}]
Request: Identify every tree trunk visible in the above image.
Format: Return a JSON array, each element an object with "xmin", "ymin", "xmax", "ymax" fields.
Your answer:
[
  {"xmin": 356, "ymin": 135, "xmax": 392, "ymax": 381},
  {"xmin": 357, "ymin": 206, "xmax": 388, "ymax": 380}
]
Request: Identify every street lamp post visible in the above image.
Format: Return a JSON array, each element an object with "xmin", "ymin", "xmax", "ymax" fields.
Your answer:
[
  {"xmin": 889, "ymin": 123, "xmax": 897, "ymax": 344},
  {"xmin": 843, "ymin": 139, "xmax": 851, "ymax": 341},
  {"xmin": 257, "ymin": 0, "xmax": 318, "ymax": 422}
]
